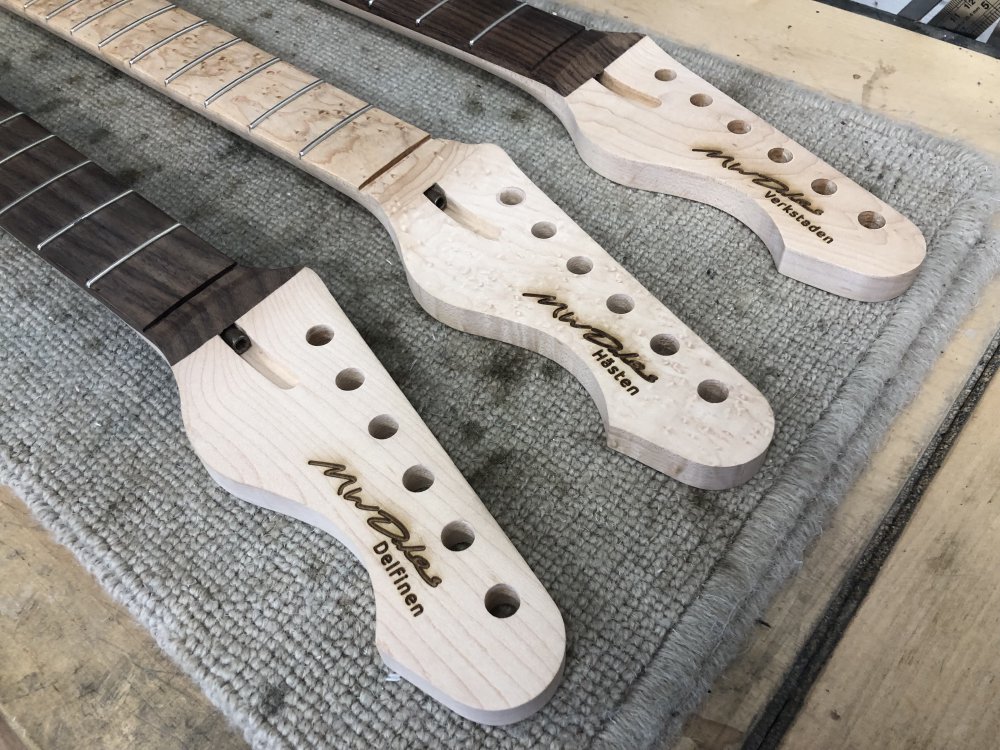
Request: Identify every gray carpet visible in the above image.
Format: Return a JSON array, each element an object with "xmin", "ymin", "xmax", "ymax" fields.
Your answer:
[{"xmin": 1, "ymin": 1, "xmax": 997, "ymax": 748}]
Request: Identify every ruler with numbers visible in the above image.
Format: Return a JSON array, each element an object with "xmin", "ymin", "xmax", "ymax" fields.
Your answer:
[{"xmin": 816, "ymin": 0, "xmax": 1000, "ymax": 57}]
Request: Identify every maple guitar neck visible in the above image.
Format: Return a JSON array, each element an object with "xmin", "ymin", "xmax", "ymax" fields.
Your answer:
[
  {"xmin": 325, "ymin": 0, "xmax": 928, "ymax": 302},
  {"xmin": 0, "ymin": 97, "xmax": 567, "ymax": 724},
  {"xmin": 0, "ymin": 0, "xmax": 775, "ymax": 490}
]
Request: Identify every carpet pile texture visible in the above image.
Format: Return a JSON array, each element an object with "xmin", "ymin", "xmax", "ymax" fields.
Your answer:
[{"xmin": 1, "ymin": 1, "xmax": 998, "ymax": 747}]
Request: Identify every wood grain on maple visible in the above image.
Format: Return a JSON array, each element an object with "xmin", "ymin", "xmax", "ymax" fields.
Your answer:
[
  {"xmin": 324, "ymin": 0, "xmax": 927, "ymax": 301},
  {"xmin": 0, "ymin": 0, "xmax": 775, "ymax": 488}
]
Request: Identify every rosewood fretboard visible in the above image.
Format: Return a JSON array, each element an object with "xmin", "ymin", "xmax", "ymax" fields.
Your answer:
[
  {"xmin": 0, "ymin": 98, "xmax": 296, "ymax": 364},
  {"xmin": 336, "ymin": 0, "xmax": 642, "ymax": 96}
]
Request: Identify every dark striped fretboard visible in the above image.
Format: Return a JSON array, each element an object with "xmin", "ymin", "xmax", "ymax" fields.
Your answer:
[
  {"xmin": 0, "ymin": 98, "xmax": 296, "ymax": 364},
  {"xmin": 335, "ymin": 0, "xmax": 642, "ymax": 96}
]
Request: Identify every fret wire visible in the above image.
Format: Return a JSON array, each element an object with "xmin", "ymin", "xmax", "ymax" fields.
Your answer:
[
  {"xmin": 0, "ymin": 133, "xmax": 56, "ymax": 167},
  {"xmin": 164, "ymin": 37, "xmax": 240, "ymax": 85},
  {"xmin": 23, "ymin": 0, "xmax": 40, "ymax": 8},
  {"xmin": 99, "ymin": 3, "xmax": 176, "ymax": 47},
  {"xmin": 71, "ymin": 0, "xmax": 133, "ymax": 34},
  {"xmin": 204, "ymin": 57, "xmax": 279, "ymax": 107},
  {"xmin": 86, "ymin": 222, "xmax": 181, "ymax": 288},
  {"xmin": 0, "ymin": 112, "xmax": 24, "ymax": 127},
  {"xmin": 468, "ymin": 2, "xmax": 526, "ymax": 47},
  {"xmin": 37, "ymin": 188, "xmax": 134, "ymax": 250},
  {"xmin": 247, "ymin": 78, "xmax": 321, "ymax": 130},
  {"xmin": 129, "ymin": 19, "xmax": 207, "ymax": 66},
  {"xmin": 45, "ymin": 0, "xmax": 85, "ymax": 21},
  {"xmin": 298, "ymin": 104, "xmax": 374, "ymax": 159},
  {"xmin": 415, "ymin": 0, "xmax": 450, "ymax": 25},
  {"xmin": 0, "ymin": 160, "xmax": 92, "ymax": 217}
]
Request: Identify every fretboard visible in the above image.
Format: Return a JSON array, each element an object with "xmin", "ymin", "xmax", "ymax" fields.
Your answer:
[
  {"xmin": 333, "ymin": 0, "xmax": 642, "ymax": 96},
  {"xmin": 2, "ymin": 0, "xmax": 431, "ymax": 203},
  {"xmin": 0, "ymin": 97, "xmax": 295, "ymax": 363}
]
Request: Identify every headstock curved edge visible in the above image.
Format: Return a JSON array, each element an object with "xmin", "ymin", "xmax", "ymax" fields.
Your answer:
[
  {"xmin": 360, "ymin": 140, "xmax": 775, "ymax": 490},
  {"xmin": 171, "ymin": 268, "xmax": 566, "ymax": 724},
  {"xmin": 507, "ymin": 37, "xmax": 928, "ymax": 303}
]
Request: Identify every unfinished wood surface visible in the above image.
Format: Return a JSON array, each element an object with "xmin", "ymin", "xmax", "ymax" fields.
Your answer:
[
  {"xmin": 1, "ymin": 0, "xmax": 776, "ymax": 488},
  {"xmin": 16, "ymin": 0, "xmax": 429, "ymax": 193},
  {"xmin": 670, "ymin": 274, "xmax": 1000, "ymax": 750},
  {"xmin": 0, "ymin": 487, "xmax": 247, "ymax": 750},
  {"xmin": 780, "ymin": 365, "xmax": 1000, "ymax": 750},
  {"xmin": 174, "ymin": 268, "xmax": 565, "ymax": 724},
  {"xmin": 362, "ymin": 138, "xmax": 774, "ymax": 488},
  {"xmin": 325, "ymin": 1, "xmax": 927, "ymax": 302},
  {"xmin": 563, "ymin": 0, "xmax": 1000, "ymax": 158}
]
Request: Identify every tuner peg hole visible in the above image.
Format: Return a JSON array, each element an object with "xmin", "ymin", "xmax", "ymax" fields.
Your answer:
[
  {"xmin": 441, "ymin": 521, "xmax": 475, "ymax": 551},
  {"xmin": 768, "ymin": 147, "xmax": 793, "ymax": 163},
  {"xmin": 607, "ymin": 294, "xmax": 635, "ymax": 314},
  {"xmin": 654, "ymin": 68, "xmax": 676, "ymax": 81},
  {"xmin": 335, "ymin": 368, "xmax": 365, "ymax": 391},
  {"xmin": 698, "ymin": 379, "xmax": 729, "ymax": 403},
  {"xmin": 306, "ymin": 325, "xmax": 334, "ymax": 346},
  {"xmin": 567, "ymin": 256, "xmax": 593, "ymax": 275},
  {"xmin": 727, "ymin": 119, "xmax": 751, "ymax": 134},
  {"xmin": 402, "ymin": 465, "xmax": 434, "ymax": 493},
  {"xmin": 811, "ymin": 178, "xmax": 837, "ymax": 195},
  {"xmin": 498, "ymin": 187, "xmax": 525, "ymax": 206},
  {"xmin": 690, "ymin": 93, "xmax": 713, "ymax": 107},
  {"xmin": 858, "ymin": 211, "xmax": 886, "ymax": 229},
  {"xmin": 368, "ymin": 414, "xmax": 398, "ymax": 439},
  {"xmin": 651, "ymin": 333, "xmax": 680, "ymax": 356},
  {"xmin": 531, "ymin": 221, "xmax": 557, "ymax": 239},
  {"xmin": 485, "ymin": 583, "xmax": 520, "ymax": 618}
]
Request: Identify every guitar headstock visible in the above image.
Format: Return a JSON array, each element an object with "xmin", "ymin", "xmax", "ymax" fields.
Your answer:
[
  {"xmin": 530, "ymin": 37, "xmax": 927, "ymax": 302},
  {"xmin": 172, "ymin": 268, "xmax": 565, "ymax": 724},
  {"xmin": 363, "ymin": 140, "xmax": 775, "ymax": 490}
]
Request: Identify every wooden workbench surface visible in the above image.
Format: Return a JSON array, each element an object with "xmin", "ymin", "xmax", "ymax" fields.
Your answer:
[{"xmin": 2, "ymin": 2, "xmax": 998, "ymax": 748}]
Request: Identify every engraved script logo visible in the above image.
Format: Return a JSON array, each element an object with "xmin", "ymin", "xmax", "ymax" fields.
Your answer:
[
  {"xmin": 692, "ymin": 148, "xmax": 834, "ymax": 244},
  {"xmin": 310, "ymin": 460, "xmax": 439, "ymax": 618},
  {"xmin": 523, "ymin": 292, "xmax": 653, "ymax": 396}
]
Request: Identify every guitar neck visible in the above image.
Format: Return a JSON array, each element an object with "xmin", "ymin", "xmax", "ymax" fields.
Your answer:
[
  {"xmin": 333, "ymin": 0, "xmax": 642, "ymax": 96},
  {"xmin": 2, "ymin": 0, "xmax": 431, "ymax": 205},
  {"xmin": 0, "ymin": 96, "xmax": 295, "ymax": 363}
]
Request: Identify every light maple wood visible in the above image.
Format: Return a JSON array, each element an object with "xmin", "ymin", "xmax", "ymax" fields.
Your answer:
[
  {"xmin": 172, "ymin": 268, "xmax": 565, "ymax": 724},
  {"xmin": 780, "ymin": 369, "xmax": 1000, "ymax": 750},
  {"xmin": 361, "ymin": 138, "xmax": 774, "ymax": 488},
  {"xmin": 2, "ymin": 0, "xmax": 775, "ymax": 488},
  {"xmin": 325, "ymin": 1, "xmax": 927, "ymax": 302}
]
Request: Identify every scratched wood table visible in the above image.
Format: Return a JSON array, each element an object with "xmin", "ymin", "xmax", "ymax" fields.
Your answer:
[{"xmin": 2, "ymin": 1, "xmax": 1000, "ymax": 749}]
